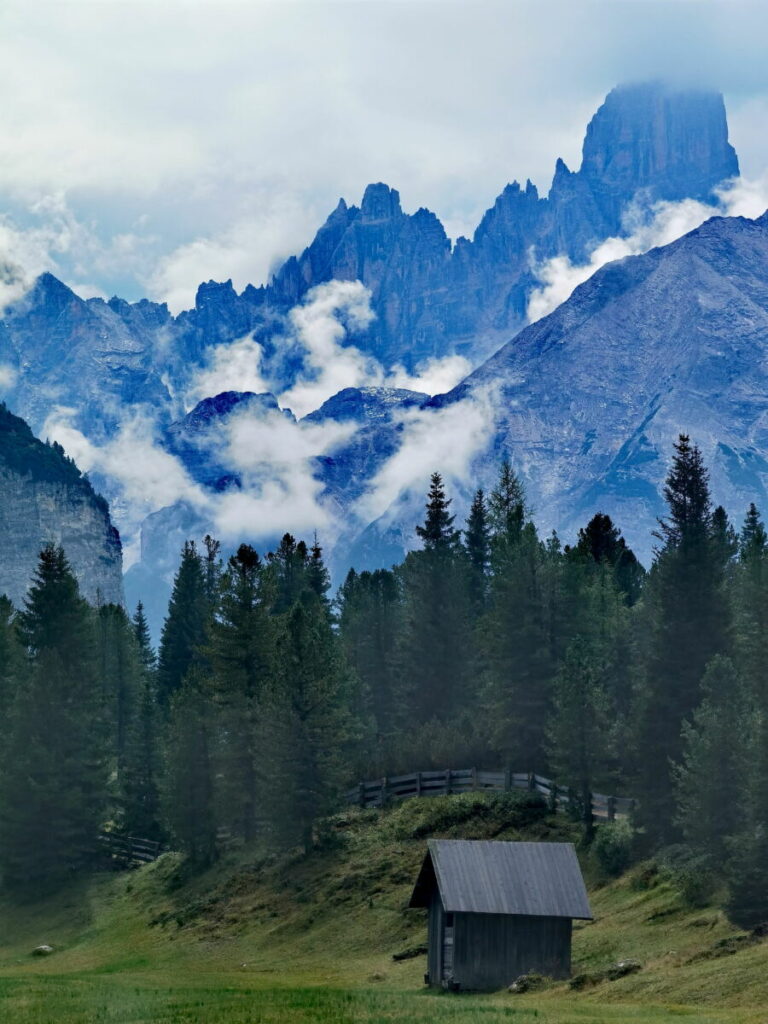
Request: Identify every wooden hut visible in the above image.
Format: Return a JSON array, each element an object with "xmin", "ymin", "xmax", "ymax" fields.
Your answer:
[{"xmin": 409, "ymin": 839, "xmax": 592, "ymax": 990}]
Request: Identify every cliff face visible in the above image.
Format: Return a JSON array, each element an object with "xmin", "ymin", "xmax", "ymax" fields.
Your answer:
[{"xmin": 0, "ymin": 405, "xmax": 123, "ymax": 608}]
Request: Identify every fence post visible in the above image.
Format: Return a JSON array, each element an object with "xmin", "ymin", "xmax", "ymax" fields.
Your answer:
[
  {"xmin": 607, "ymin": 795, "xmax": 616, "ymax": 821},
  {"xmin": 380, "ymin": 776, "xmax": 388, "ymax": 807},
  {"xmin": 358, "ymin": 782, "xmax": 366, "ymax": 809},
  {"xmin": 550, "ymin": 782, "xmax": 559, "ymax": 814},
  {"xmin": 471, "ymin": 767, "xmax": 477, "ymax": 791},
  {"xmin": 416, "ymin": 771, "xmax": 422, "ymax": 797},
  {"xmin": 445, "ymin": 769, "xmax": 452, "ymax": 796},
  {"xmin": 527, "ymin": 771, "xmax": 536, "ymax": 792},
  {"xmin": 504, "ymin": 767, "xmax": 512, "ymax": 792}
]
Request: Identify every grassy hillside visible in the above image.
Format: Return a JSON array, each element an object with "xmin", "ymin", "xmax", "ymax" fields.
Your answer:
[{"xmin": 0, "ymin": 792, "xmax": 766, "ymax": 1023}]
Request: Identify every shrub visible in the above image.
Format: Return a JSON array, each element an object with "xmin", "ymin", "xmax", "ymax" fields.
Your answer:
[
  {"xmin": 658, "ymin": 845, "xmax": 718, "ymax": 908},
  {"xmin": 593, "ymin": 819, "xmax": 634, "ymax": 877}
]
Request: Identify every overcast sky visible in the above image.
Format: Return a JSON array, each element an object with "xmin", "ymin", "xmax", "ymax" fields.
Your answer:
[{"xmin": 2, "ymin": 0, "xmax": 768, "ymax": 311}]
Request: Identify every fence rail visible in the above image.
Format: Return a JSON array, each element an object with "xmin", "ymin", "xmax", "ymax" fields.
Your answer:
[
  {"xmin": 97, "ymin": 832, "xmax": 163, "ymax": 865},
  {"xmin": 345, "ymin": 769, "xmax": 635, "ymax": 821}
]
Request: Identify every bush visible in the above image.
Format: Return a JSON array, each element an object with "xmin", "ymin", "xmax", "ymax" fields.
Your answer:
[
  {"xmin": 658, "ymin": 845, "xmax": 718, "ymax": 908},
  {"xmin": 593, "ymin": 819, "xmax": 634, "ymax": 877},
  {"xmin": 393, "ymin": 790, "xmax": 548, "ymax": 841}
]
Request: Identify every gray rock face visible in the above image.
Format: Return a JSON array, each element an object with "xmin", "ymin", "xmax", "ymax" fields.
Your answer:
[
  {"xmin": 264, "ymin": 82, "xmax": 739, "ymax": 370},
  {"xmin": 0, "ymin": 405, "xmax": 123, "ymax": 607},
  {"xmin": 426, "ymin": 210, "xmax": 768, "ymax": 566}
]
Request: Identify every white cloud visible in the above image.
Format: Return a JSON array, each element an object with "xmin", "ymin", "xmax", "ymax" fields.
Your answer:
[
  {"xmin": 187, "ymin": 334, "xmax": 269, "ymax": 407},
  {"xmin": 147, "ymin": 192, "xmax": 319, "ymax": 314},
  {"xmin": 388, "ymin": 354, "xmax": 472, "ymax": 397},
  {"xmin": 42, "ymin": 405, "xmax": 207, "ymax": 568},
  {"xmin": 278, "ymin": 280, "xmax": 378, "ymax": 417},
  {"xmin": 354, "ymin": 386, "xmax": 498, "ymax": 525},
  {"xmin": 526, "ymin": 177, "xmax": 768, "ymax": 324},
  {"xmin": 0, "ymin": 365, "xmax": 17, "ymax": 391}
]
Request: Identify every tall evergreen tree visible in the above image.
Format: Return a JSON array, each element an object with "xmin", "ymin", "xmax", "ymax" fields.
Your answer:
[
  {"xmin": 267, "ymin": 593, "xmax": 354, "ymax": 851},
  {"xmin": 157, "ymin": 542, "xmax": 209, "ymax": 709},
  {"xmin": 547, "ymin": 639, "xmax": 613, "ymax": 841},
  {"xmin": 464, "ymin": 488, "xmax": 491, "ymax": 609},
  {"xmin": 673, "ymin": 656, "xmax": 751, "ymax": 862},
  {"xmin": 635, "ymin": 436, "xmax": 731, "ymax": 844},
  {"xmin": 162, "ymin": 669, "xmax": 217, "ymax": 865},
  {"xmin": 398, "ymin": 474, "xmax": 474, "ymax": 723},
  {"xmin": 574, "ymin": 512, "xmax": 645, "ymax": 605},
  {"xmin": 337, "ymin": 568, "xmax": 401, "ymax": 757},
  {"xmin": 209, "ymin": 544, "xmax": 276, "ymax": 841},
  {"xmin": 120, "ymin": 602, "xmax": 161, "ymax": 840},
  {"xmin": 0, "ymin": 546, "xmax": 107, "ymax": 887}
]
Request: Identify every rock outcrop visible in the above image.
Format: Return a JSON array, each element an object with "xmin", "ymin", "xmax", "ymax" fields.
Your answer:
[{"xmin": 0, "ymin": 404, "xmax": 123, "ymax": 607}]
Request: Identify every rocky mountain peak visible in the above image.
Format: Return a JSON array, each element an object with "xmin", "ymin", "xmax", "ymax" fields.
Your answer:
[
  {"xmin": 359, "ymin": 183, "xmax": 403, "ymax": 223},
  {"xmin": 579, "ymin": 81, "xmax": 739, "ymax": 210}
]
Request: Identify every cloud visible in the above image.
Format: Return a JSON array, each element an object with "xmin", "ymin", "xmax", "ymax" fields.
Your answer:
[
  {"xmin": 388, "ymin": 354, "xmax": 472, "ymax": 397},
  {"xmin": 147, "ymin": 192, "xmax": 320, "ymax": 314},
  {"xmin": 0, "ymin": 364, "xmax": 17, "ymax": 391},
  {"xmin": 526, "ymin": 177, "xmax": 768, "ymax": 323},
  {"xmin": 42, "ymin": 405, "xmax": 207, "ymax": 568},
  {"xmin": 354, "ymin": 386, "xmax": 498, "ymax": 525},
  {"xmin": 278, "ymin": 280, "xmax": 378, "ymax": 417},
  {"xmin": 187, "ymin": 334, "xmax": 269, "ymax": 406}
]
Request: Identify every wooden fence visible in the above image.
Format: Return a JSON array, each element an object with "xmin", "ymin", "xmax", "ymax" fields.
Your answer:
[
  {"xmin": 345, "ymin": 769, "xmax": 635, "ymax": 822},
  {"xmin": 97, "ymin": 832, "xmax": 163, "ymax": 865}
]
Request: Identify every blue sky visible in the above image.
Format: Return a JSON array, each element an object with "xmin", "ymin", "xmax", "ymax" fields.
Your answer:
[{"xmin": 2, "ymin": 0, "xmax": 768, "ymax": 311}]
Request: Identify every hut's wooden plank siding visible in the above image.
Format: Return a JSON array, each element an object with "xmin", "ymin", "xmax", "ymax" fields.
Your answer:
[
  {"xmin": 454, "ymin": 913, "xmax": 572, "ymax": 989},
  {"xmin": 411, "ymin": 839, "xmax": 591, "ymax": 991}
]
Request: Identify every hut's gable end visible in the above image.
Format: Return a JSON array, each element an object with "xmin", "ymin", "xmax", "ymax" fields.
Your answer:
[{"xmin": 414, "ymin": 839, "xmax": 592, "ymax": 920}]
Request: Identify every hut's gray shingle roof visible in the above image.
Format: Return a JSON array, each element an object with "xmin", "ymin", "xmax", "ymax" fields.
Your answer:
[{"xmin": 410, "ymin": 839, "xmax": 593, "ymax": 920}]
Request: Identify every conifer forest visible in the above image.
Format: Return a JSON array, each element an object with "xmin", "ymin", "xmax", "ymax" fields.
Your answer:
[{"xmin": 0, "ymin": 434, "xmax": 765, "ymax": 929}]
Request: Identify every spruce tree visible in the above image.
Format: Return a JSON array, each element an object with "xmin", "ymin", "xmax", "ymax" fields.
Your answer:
[
  {"xmin": 547, "ymin": 639, "xmax": 613, "ymax": 841},
  {"xmin": 398, "ymin": 474, "xmax": 474, "ymax": 723},
  {"xmin": 0, "ymin": 595, "xmax": 23, "ymax": 739},
  {"xmin": 464, "ymin": 488, "xmax": 491, "ymax": 609},
  {"xmin": 267, "ymin": 593, "xmax": 354, "ymax": 851},
  {"xmin": 0, "ymin": 546, "xmax": 108, "ymax": 887},
  {"xmin": 337, "ymin": 568, "xmax": 401, "ymax": 757},
  {"xmin": 157, "ymin": 542, "xmax": 209, "ymax": 709},
  {"xmin": 162, "ymin": 669, "xmax": 217, "ymax": 865},
  {"xmin": 209, "ymin": 544, "xmax": 276, "ymax": 842},
  {"xmin": 634, "ymin": 436, "xmax": 731, "ymax": 844},
  {"xmin": 119, "ymin": 602, "xmax": 161, "ymax": 840},
  {"xmin": 673, "ymin": 656, "xmax": 751, "ymax": 862},
  {"xmin": 574, "ymin": 512, "xmax": 645, "ymax": 605}
]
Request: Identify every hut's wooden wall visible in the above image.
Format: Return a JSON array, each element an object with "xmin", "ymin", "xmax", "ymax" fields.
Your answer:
[
  {"xmin": 452, "ymin": 913, "xmax": 572, "ymax": 990},
  {"xmin": 427, "ymin": 890, "xmax": 444, "ymax": 984}
]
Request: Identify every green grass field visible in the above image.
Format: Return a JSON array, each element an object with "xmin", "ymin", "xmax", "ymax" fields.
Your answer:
[{"xmin": 0, "ymin": 794, "xmax": 766, "ymax": 1023}]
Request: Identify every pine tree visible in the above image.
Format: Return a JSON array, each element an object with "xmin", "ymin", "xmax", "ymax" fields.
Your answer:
[
  {"xmin": 157, "ymin": 542, "xmax": 209, "ymax": 709},
  {"xmin": 398, "ymin": 474, "xmax": 474, "ymax": 723},
  {"xmin": 574, "ymin": 512, "xmax": 645, "ymax": 605},
  {"xmin": 488, "ymin": 457, "xmax": 526, "ymax": 545},
  {"xmin": 415, "ymin": 472, "xmax": 461, "ymax": 553},
  {"xmin": 162, "ymin": 669, "xmax": 217, "ymax": 865},
  {"xmin": 337, "ymin": 568, "xmax": 401, "ymax": 757},
  {"xmin": 267, "ymin": 593, "xmax": 354, "ymax": 851},
  {"xmin": 270, "ymin": 534, "xmax": 310, "ymax": 613},
  {"xmin": 209, "ymin": 544, "xmax": 276, "ymax": 842},
  {"xmin": 119, "ymin": 602, "xmax": 161, "ymax": 840},
  {"xmin": 464, "ymin": 488, "xmax": 491, "ymax": 609},
  {"xmin": 0, "ymin": 546, "xmax": 108, "ymax": 887},
  {"xmin": 740, "ymin": 503, "xmax": 767, "ymax": 562},
  {"xmin": 547, "ymin": 639, "xmax": 613, "ymax": 841},
  {"xmin": 634, "ymin": 436, "xmax": 731, "ymax": 844},
  {"xmin": 484, "ymin": 519, "xmax": 553, "ymax": 770},
  {"xmin": 673, "ymin": 656, "xmax": 751, "ymax": 862}
]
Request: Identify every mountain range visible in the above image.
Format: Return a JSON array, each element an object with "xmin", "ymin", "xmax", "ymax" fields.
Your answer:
[{"xmin": 0, "ymin": 79, "xmax": 759, "ymax": 633}]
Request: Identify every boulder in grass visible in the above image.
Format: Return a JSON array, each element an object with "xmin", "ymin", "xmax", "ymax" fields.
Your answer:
[
  {"xmin": 508, "ymin": 972, "xmax": 547, "ymax": 993},
  {"xmin": 32, "ymin": 945, "xmax": 54, "ymax": 956}
]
